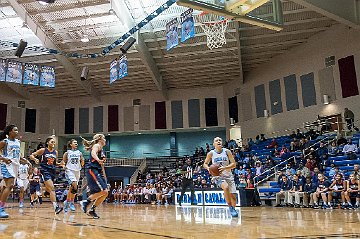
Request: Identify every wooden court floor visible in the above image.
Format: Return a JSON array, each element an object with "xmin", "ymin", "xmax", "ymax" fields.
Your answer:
[{"xmin": 0, "ymin": 203, "xmax": 360, "ymax": 239}]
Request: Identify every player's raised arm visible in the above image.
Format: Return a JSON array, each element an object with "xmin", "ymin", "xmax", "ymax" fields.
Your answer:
[{"xmin": 29, "ymin": 148, "xmax": 45, "ymax": 164}]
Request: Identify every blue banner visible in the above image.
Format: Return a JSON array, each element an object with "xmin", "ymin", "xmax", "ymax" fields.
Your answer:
[
  {"xmin": 118, "ymin": 55, "xmax": 128, "ymax": 80},
  {"xmin": 6, "ymin": 61, "xmax": 22, "ymax": 84},
  {"xmin": 110, "ymin": 59, "xmax": 118, "ymax": 84},
  {"xmin": 40, "ymin": 66, "xmax": 55, "ymax": 88},
  {"xmin": 166, "ymin": 18, "xmax": 179, "ymax": 51},
  {"xmin": 23, "ymin": 63, "xmax": 40, "ymax": 86},
  {"xmin": 181, "ymin": 9, "xmax": 195, "ymax": 43},
  {"xmin": 0, "ymin": 59, "xmax": 6, "ymax": 82}
]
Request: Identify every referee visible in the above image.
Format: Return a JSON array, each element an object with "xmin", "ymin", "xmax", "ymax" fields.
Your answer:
[{"xmin": 179, "ymin": 159, "xmax": 196, "ymax": 206}]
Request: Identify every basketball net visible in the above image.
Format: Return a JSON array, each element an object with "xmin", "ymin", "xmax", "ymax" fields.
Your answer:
[{"xmin": 195, "ymin": 12, "xmax": 228, "ymax": 50}]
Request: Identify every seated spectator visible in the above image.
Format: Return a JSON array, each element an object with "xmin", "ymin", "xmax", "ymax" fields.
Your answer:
[
  {"xmin": 296, "ymin": 129, "xmax": 303, "ymax": 139},
  {"xmin": 317, "ymin": 142, "xmax": 328, "ymax": 158},
  {"xmin": 149, "ymin": 184, "xmax": 157, "ymax": 204},
  {"xmin": 245, "ymin": 168, "xmax": 254, "ymax": 188},
  {"xmin": 328, "ymin": 164, "xmax": 337, "ymax": 178},
  {"xmin": 272, "ymin": 145, "xmax": 281, "ymax": 158},
  {"xmin": 330, "ymin": 166, "xmax": 344, "ymax": 180},
  {"xmin": 287, "ymin": 175, "xmax": 304, "ymax": 207},
  {"xmin": 277, "ymin": 171, "xmax": 285, "ymax": 186},
  {"xmin": 295, "ymin": 153, "xmax": 306, "ymax": 167},
  {"xmin": 248, "ymin": 138, "xmax": 254, "ymax": 148},
  {"xmin": 313, "ymin": 173, "xmax": 330, "ymax": 209},
  {"xmin": 201, "ymin": 179, "xmax": 210, "ymax": 188},
  {"xmin": 296, "ymin": 170, "xmax": 306, "ymax": 185},
  {"xmin": 267, "ymin": 139, "xmax": 278, "ymax": 149},
  {"xmin": 343, "ymin": 139, "xmax": 358, "ymax": 159},
  {"xmin": 275, "ymin": 175, "xmax": 292, "ymax": 207},
  {"xmin": 254, "ymin": 135, "xmax": 260, "ymax": 145},
  {"xmin": 285, "ymin": 163, "xmax": 296, "ymax": 176},
  {"xmin": 328, "ymin": 141, "xmax": 340, "ymax": 157},
  {"xmin": 311, "ymin": 167, "xmax": 320, "ymax": 185},
  {"xmin": 289, "ymin": 140, "xmax": 299, "ymax": 152},
  {"xmin": 298, "ymin": 163, "xmax": 310, "ymax": 178},
  {"xmin": 337, "ymin": 137, "xmax": 348, "ymax": 146},
  {"xmin": 194, "ymin": 176, "xmax": 202, "ymax": 188},
  {"xmin": 289, "ymin": 131, "xmax": 297, "ymax": 139},
  {"xmin": 305, "ymin": 156, "xmax": 316, "ymax": 171},
  {"xmin": 353, "ymin": 164, "xmax": 360, "ymax": 180},
  {"xmin": 260, "ymin": 134, "xmax": 266, "ymax": 142},
  {"xmin": 328, "ymin": 173, "xmax": 346, "ymax": 209},
  {"xmin": 303, "ymin": 177, "xmax": 316, "ymax": 208},
  {"xmin": 344, "ymin": 174, "xmax": 360, "ymax": 209},
  {"xmin": 280, "ymin": 147, "xmax": 291, "ymax": 160},
  {"xmin": 234, "ymin": 165, "xmax": 246, "ymax": 177}
]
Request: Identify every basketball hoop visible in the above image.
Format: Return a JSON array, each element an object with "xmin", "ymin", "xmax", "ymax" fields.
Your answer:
[{"xmin": 195, "ymin": 12, "xmax": 228, "ymax": 50}]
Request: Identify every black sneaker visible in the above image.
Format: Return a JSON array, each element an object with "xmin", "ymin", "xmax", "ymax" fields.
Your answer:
[
  {"xmin": 313, "ymin": 204, "xmax": 319, "ymax": 209},
  {"xmin": 55, "ymin": 205, "xmax": 63, "ymax": 214},
  {"xmin": 88, "ymin": 210, "xmax": 100, "ymax": 219},
  {"xmin": 80, "ymin": 200, "xmax": 90, "ymax": 213},
  {"xmin": 274, "ymin": 204, "xmax": 283, "ymax": 207}
]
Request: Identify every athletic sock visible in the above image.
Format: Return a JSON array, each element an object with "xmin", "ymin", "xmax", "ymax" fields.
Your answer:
[
  {"xmin": 0, "ymin": 201, "xmax": 5, "ymax": 208},
  {"xmin": 90, "ymin": 205, "xmax": 96, "ymax": 211},
  {"xmin": 52, "ymin": 202, "xmax": 58, "ymax": 209}
]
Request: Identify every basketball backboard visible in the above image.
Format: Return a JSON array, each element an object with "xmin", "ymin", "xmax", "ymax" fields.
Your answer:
[{"xmin": 176, "ymin": 0, "xmax": 283, "ymax": 31}]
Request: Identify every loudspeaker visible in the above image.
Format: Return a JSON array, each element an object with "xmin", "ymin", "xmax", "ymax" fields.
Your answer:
[
  {"xmin": 120, "ymin": 37, "xmax": 136, "ymax": 54},
  {"xmin": 14, "ymin": 39, "xmax": 28, "ymax": 57},
  {"xmin": 80, "ymin": 67, "xmax": 89, "ymax": 81}
]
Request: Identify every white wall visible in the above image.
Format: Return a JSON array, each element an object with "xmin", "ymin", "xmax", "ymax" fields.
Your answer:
[{"xmin": 238, "ymin": 24, "xmax": 360, "ymax": 139}]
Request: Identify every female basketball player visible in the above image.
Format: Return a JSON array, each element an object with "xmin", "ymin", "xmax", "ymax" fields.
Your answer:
[
  {"xmin": 29, "ymin": 136, "xmax": 63, "ymax": 214},
  {"xmin": 29, "ymin": 167, "xmax": 41, "ymax": 207},
  {"xmin": 0, "ymin": 124, "xmax": 31, "ymax": 218},
  {"xmin": 18, "ymin": 160, "xmax": 32, "ymax": 208},
  {"xmin": 61, "ymin": 139, "xmax": 84, "ymax": 212},
  {"xmin": 344, "ymin": 173, "xmax": 359, "ymax": 209},
  {"xmin": 80, "ymin": 134, "xmax": 108, "ymax": 219},
  {"xmin": 203, "ymin": 137, "xmax": 238, "ymax": 217}
]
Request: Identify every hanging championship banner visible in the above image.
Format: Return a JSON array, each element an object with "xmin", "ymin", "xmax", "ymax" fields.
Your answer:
[
  {"xmin": 110, "ymin": 59, "xmax": 118, "ymax": 84},
  {"xmin": 181, "ymin": 9, "xmax": 195, "ymax": 43},
  {"xmin": 0, "ymin": 59, "xmax": 6, "ymax": 82},
  {"xmin": 118, "ymin": 55, "xmax": 128, "ymax": 80},
  {"xmin": 40, "ymin": 66, "xmax": 55, "ymax": 88},
  {"xmin": 166, "ymin": 18, "xmax": 179, "ymax": 51},
  {"xmin": 23, "ymin": 63, "xmax": 40, "ymax": 86},
  {"xmin": 6, "ymin": 61, "xmax": 22, "ymax": 84}
]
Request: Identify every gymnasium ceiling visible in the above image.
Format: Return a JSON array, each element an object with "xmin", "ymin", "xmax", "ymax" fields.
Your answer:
[{"xmin": 0, "ymin": 0, "xmax": 356, "ymax": 99}]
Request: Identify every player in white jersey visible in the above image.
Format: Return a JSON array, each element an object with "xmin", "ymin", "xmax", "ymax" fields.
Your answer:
[
  {"xmin": 203, "ymin": 137, "xmax": 238, "ymax": 217},
  {"xmin": 61, "ymin": 139, "xmax": 84, "ymax": 212},
  {"xmin": 0, "ymin": 124, "xmax": 31, "ymax": 218},
  {"xmin": 17, "ymin": 162, "xmax": 31, "ymax": 208}
]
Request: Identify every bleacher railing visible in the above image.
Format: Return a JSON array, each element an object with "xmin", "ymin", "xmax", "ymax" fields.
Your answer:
[
  {"xmin": 253, "ymin": 134, "xmax": 336, "ymax": 186},
  {"xmin": 105, "ymin": 158, "xmax": 144, "ymax": 167},
  {"xmin": 130, "ymin": 159, "xmax": 147, "ymax": 185}
]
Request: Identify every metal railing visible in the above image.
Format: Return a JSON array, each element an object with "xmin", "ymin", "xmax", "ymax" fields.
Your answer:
[
  {"xmin": 253, "ymin": 134, "xmax": 336, "ymax": 186},
  {"xmin": 130, "ymin": 159, "xmax": 147, "ymax": 185},
  {"xmin": 104, "ymin": 158, "xmax": 144, "ymax": 167}
]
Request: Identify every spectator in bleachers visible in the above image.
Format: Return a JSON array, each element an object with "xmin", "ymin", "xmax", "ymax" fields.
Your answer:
[
  {"xmin": 149, "ymin": 184, "xmax": 157, "ymax": 204},
  {"xmin": 260, "ymin": 134, "xmax": 266, "ymax": 142},
  {"xmin": 298, "ymin": 163, "xmax": 310, "ymax": 178},
  {"xmin": 296, "ymin": 170, "xmax": 306, "ymax": 185},
  {"xmin": 327, "ymin": 173, "xmax": 346, "ymax": 209},
  {"xmin": 289, "ymin": 140, "xmax": 299, "ymax": 152},
  {"xmin": 271, "ymin": 145, "xmax": 281, "ymax": 157},
  {"xmin": 337, "ymin": 137, "xmax": 347, "ymax": 146},
  {"xmin": 328, "ymin": 164, "xmax": 337, "ymax": 178},
  {"xmin": 344, "ymin": 108, "xmax": 355, "ymax": 131},
  {"xmin": 289, "ymin": 131, "xmax": 297, "ymax": 139},
  {"xmin": 254, "ymin": 162, "xmax": 264, "ymax": 181},
  {"xmin": 296, "ymin": 129, "xmax": 303, "ymax": 139},
  {"xmin": 277, "ymin": 171, "xmax": 285, "ymax": 186},
  {"xmin": 194, "ymin": 176, "xmax": 202, "ymax": 188},
  {"xmin": 328, "ymin": 141, "xmax": 340, "ymax": 157},
  {"xmin": 295, "ymin": 153, "xmax": 306, "ymax": 167},
  {"xmin": 305, "ymin": 155, "xmax": 316, "ymax": 171},
  {"xmin": 344, "ymin": 173, "xmax": 359, "ymax": 209},
  {"xmin": 206, "ymin": 143, "xmax": 210, "ymax": 153},
  {"xmin": 317, "ymin": 142, "xmax": 328, "ymax": 158},
  {"xmin": 353, "ymin": 164, "xmax": 360, "ymax": 180},
  {"xmin": 248, "ymin": 138, "xmax": 254, "ymax": 148},
  {"xmin": 254, "ymin": 135, "xmax": 260, "ymax": 145},
  {"xmin": 267, "ymin": 139, "xmax": 278, "ymax": 149},
  {"xmin": 285, "ymin": 163, "xmax": 296, "ymax": 176},
  {"xmin": 280, "ymin": 146, "xmax": 291, "ymax": 160},
  {"xmin": 234, "ymin": 165, "xmax": 246, "ymax": 177},
  {"xmin": 287, "ymin": 175, "xmax": 303, "ymax": 207},
  {"xmin": 275, "ymin": 175, "xmax": 292, "ymax": 207},
  {"xmin": 303, "ymin": 177, "xmax": 316, "ymax": 208},
  {"xmin": 343, "ymin": 139, "xmax": 358, "ymax": 160},
  {"xmin": 311, "ymin": 167, "xmax": 320, "ymax": 184},
  {"xmin": 313, "ymin": 173, "xmax": 331, "ymax": 209}
]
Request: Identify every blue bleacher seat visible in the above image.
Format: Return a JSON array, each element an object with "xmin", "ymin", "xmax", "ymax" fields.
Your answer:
[
  {"xmin": 259, "ymin": 188, "xmax": 281, "ymax": 193},
  {"xmin": 269, "ymin": 181, "xmax": 278, "ymax": 187},
  {"xmin": 333, "ymin": 159, "xmax": 360, "ymax": 166}
]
